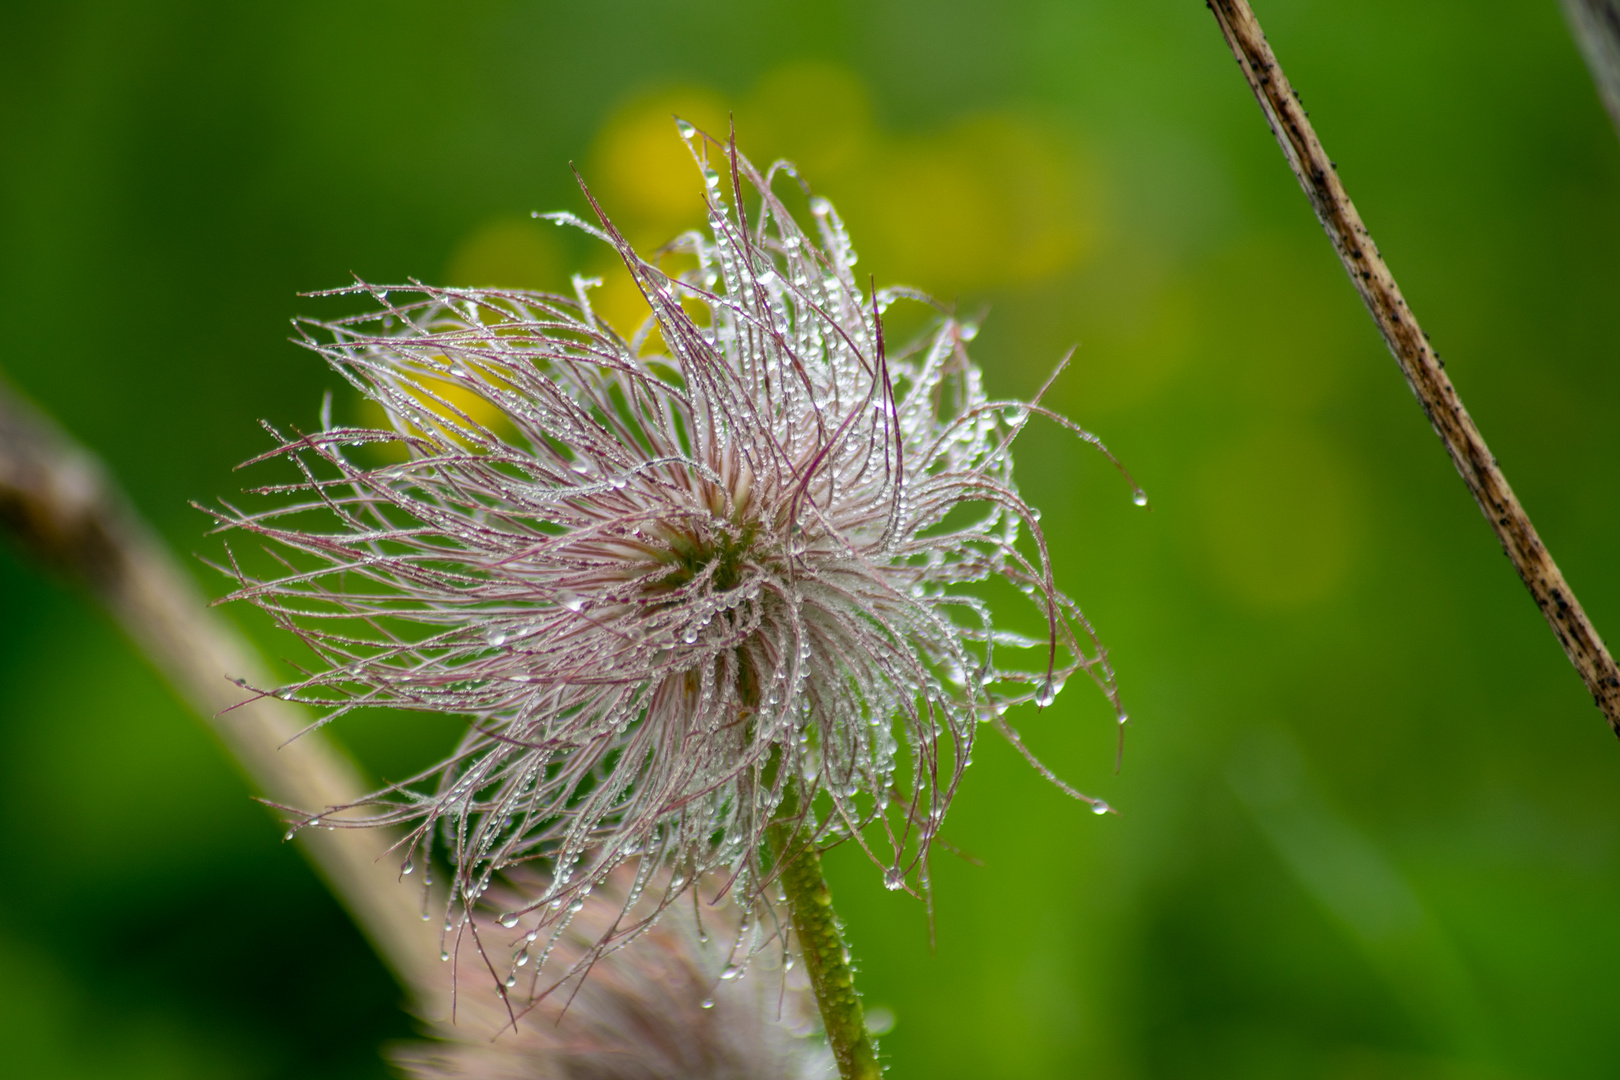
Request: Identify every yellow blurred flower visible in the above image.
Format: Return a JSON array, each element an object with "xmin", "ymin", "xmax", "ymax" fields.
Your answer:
[{"xmin": 845, "ymin": 112, "xmax": 1096, "ymax": 294}]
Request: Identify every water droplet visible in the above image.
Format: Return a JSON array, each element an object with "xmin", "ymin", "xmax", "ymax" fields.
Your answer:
[
  {"xmin": 809, "ymin": 196, "xmax": 832, "ymax": 216},
  {"xmin": 676, "ymin": 118, "xmax": 696, "ymax": 139},
  {"xmin": 568, "ymin": 898, "xmax": 585, "ymax": 914},
  {"xmin": 683, "ymin": 627, "xmax": 700, "ymax": 644},
  {"xmin": 440, "ymin": 950, "xmax": 450, "ymax": 962},
  {"xmin": 959, "ymin": 322, "xmax": 979, "ymax": 341},
  {"xmin": 504, "ymin": 974, "xmax": 517, "ymax": 988},
  {"xmin": 1034, "ymin": 678, "xmax": 1058, "ymax": 708},
  {"xmin": 883, "ymin": 867, "xmax": 905, "ymax": 891},
  {"xmin": 485, "ymin": 628, "xmax": 508, "ymax": 647},
  {"xmin": 401, "ymin": 858, "xmax": 414, "ymax": 875},
  {"xmin": 1091, "ymin": 800, "xmax": 1112, "ymax": 815},
  {"xmin": 719, "ymin": 964, "xmax": 742, "ymax": 981},
  {"xmin": 700, "ymin": 997, "xmax": 715, "ymax": 1009},
  {"xmin": 1132, "ymin": 491, "xmax": 1149, "ymax": 507},
  {"xmin": 498, "ymin": 912, "xmax": 520, "ymax": 929}
]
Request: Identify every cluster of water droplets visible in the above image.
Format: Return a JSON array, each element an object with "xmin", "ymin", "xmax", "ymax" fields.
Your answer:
[{"xmin": 211, "ymin": 125, "xmax": 1134, "ymax": 989}]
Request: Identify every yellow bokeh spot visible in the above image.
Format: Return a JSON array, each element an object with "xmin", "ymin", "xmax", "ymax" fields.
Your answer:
[
  {"xmin": 1192, "ymin": 427, "xmax": 1363, "ymax": 609},
  {"xmin": 583, "ymin": 254, "xmax": 656, "ymax": 343},
  {"xmin": 843, "ymin": 112, "xmax": 1097, "ymax": 295},
  {"xmin": 579, "ymin": 248, "xmax": 712, "ymax": 354},
  {"xmin": 444, "ymin": 217, "xmax": 563, "ymax": 291},
  {"xmin": 737, "ymin": 60, "xmax": 872, "ymax": 179},
  {"xmin": 357, "ymin": 369, "xmax": 508, "ymax": 445},
  {"xmin": 574, "ymin": 72, "xmax": 1102, "ymax": 347},
  {"xmin": 589, "ymin": 86, "xmax": 731, "ymax": 238},
  {"xmin": 412, "ymin": 373, "xmax": 507, "ymax": 434}
]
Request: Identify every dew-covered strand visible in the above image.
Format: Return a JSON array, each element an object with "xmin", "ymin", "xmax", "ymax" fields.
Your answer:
[{"xmin": 209, "ymin": 129, "xmax": 1126, "ymax": 998}]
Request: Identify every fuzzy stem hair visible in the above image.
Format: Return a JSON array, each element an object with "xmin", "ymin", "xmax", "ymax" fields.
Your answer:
[{"xmin": 768, "ymin": 791, "xmax": 882, "ymax": 1080}]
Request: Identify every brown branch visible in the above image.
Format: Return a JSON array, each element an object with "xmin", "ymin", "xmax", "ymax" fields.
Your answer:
[
  {"xmin": 0, "ymin": 377, "xmax": 448, "ymax": 1009},
  {"xmin": 1204, "ymin": 0, "xmax": 1620, "ymax": 735},
  {"xmin": 1561, "ymin": 0, "xmax": 1620, "ymax": 141}
]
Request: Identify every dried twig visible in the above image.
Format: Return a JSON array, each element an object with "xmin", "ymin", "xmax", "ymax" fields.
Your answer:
[
  {"xmin": 0, "ymin": 376, "xmax": 446, "ymax": 1008},
  {"xmin": 1204, "ymin": 0, "xmax": 1620, "ymax": 734},
  {"xmin": 1561, "ymin": 0, "xmax": 1620, "ymax": 140}
]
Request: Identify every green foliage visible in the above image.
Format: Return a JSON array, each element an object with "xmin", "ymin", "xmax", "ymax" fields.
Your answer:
[{"xmin": 2, "ymin": 0, "xmax": 1618, "ymax": 1076}]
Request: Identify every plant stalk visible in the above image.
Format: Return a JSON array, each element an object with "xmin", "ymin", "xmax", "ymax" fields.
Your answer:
[
  {"xmin": 1560, "ymin": 0, "xmax": 1620, "ymax": 142},
  {"xmin": 1205, "ymin": 0, "xmax": 1620, "ymax": 735},
  {"xmin": 767, "ymin": 802, "xmax": 881, "ymax": 1079},
  {"xmin": 0, "ymin": 377, "xmax": 446, "ymax": 1011}
]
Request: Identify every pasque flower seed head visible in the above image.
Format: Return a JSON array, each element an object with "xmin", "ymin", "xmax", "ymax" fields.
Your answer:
[
  {"xmin": 210, "ymin": 126, "xmax": 1132, "ymax": 967},
  {"xmin": 393, "ymin": 864, "xmax": 832, "ymax": 1080}
]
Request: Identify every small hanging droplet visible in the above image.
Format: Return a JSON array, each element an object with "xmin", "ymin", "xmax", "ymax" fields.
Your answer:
[
  {"xmin": 498, "ymin": 912, "xmax": 520, "ymax": 929},
  {"xmin": 1133, "ymin": 491, "xmax": 1149, "ymax": 507},
  {"xmin": 883, "ymin": 867, "xmax": 905, "ymax": 891},
  {"xmin": 1091, "ymin": 800, "xmax": 1112, "ymax": 815},
  {"xmin": 1034, "ymin": 678, "xmax": 1058, "ymax": 708},
  {"xmin": 700, "ymin": 997, "xmax": 715, "ymax": 1009},
  {"xmin": 719, "ymin": 964, "xmax": 742, "ymax": 981},
  {"xmin": 676, "ymin": 118, "xmax": 696, "ymax": 139}
]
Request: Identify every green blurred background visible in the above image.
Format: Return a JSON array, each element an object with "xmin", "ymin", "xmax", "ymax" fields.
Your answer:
[{"xmin": 3, "ymin": 1, "xmax": 1618, "ymax": 1077}]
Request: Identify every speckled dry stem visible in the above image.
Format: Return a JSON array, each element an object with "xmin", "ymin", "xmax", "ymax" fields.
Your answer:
[
  {"xmin": 1206, "ymin": 0, "xmax": 1620, "ymax": 735},
  {"xmin": 0, "ymin": 379, "xmax": 447, "ymax": 1009}
]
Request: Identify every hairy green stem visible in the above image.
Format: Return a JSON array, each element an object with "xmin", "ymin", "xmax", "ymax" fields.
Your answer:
[{"xmin": 767, "ymin": 807, "xmax": 881, "ymax": 1079}]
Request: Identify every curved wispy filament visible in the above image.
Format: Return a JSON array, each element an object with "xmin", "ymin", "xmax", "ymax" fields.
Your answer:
[{"xmin": 207, "ymin": 128, "xmax": 1130, "ymax": 988}]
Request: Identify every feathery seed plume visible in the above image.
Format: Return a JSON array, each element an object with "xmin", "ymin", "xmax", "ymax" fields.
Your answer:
[
  {"xmin": 393, "ymin": 864, "xmax": 831, "ymax": 1080},
  {"xmin": 208, "ymin": 126, "xmax": 1134, "ymax": 991}
]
